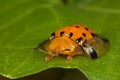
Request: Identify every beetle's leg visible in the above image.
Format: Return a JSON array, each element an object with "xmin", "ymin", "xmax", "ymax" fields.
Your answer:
[
  {"xmin": 45, "ymin": 55, "xmax": 55, "ymax": 61},
  {"xmin": 67, "ymin": 55, "xmax": 73, "ymax": 60},
  {"xmin": 45, "ymin": 51, "xmax": 59, "ymax": 61}
]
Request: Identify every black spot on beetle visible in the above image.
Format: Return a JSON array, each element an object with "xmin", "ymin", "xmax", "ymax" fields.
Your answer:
[
  {"xmin": 69, "ymin": 32, "xmax": 73, "ymax": 38},
  {"xmin": 50, "ymin": 32, "xmax": 55, "ymax": 39},
  {"xmin": 76, "ymin": 37, "xmax": 83, "ymax": 43},
  {"xmin": 75, "ymin": 26, "xmax": 80, "ymax": 28},
  {"xmin": 85, "ymin": 27, "xmax": 89, "ymax": 31},
  {"xmin": 60, "ymin": 31, "xmax": 65, "ymax": 36},
  {"xmin": 51, "ymin": 32, "xmax": 55, "ymax": 36},
  {"xmin": 91, "ymin": 33, "xmax": 95, "ymax": 37},
  {"xmin": 82, "ymin": 33, "xmax": 86, "ymax": 37}
]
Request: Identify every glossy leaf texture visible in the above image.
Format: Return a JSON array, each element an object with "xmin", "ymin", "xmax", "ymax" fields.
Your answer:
[{"xmin": 0, "ymin": 0, "xmax": 120, "ymax": 80}]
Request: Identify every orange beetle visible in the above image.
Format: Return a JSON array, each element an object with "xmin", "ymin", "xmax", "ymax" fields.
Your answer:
[{"xmin": 34, "ymin": 24, "xmax": 109, "ymax": 61}]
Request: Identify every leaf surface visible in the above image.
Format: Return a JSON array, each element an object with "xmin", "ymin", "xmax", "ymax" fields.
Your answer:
[{"xmin": 0, "ymin": 0, "xmax": 120, "ymax": 79}]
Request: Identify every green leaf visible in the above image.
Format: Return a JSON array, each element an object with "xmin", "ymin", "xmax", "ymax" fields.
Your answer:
[{"xmin": 0, "ymin": 0, "xmax": 120, "ymax": 80}]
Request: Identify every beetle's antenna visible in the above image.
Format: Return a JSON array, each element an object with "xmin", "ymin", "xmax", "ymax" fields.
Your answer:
[
  {"xmin": 32, "ymin": 47, "xmax": 38, "ymax": 50},
  {"xmin": 78, "ymin": 45, "xmax": 86, "ymax": 56}
]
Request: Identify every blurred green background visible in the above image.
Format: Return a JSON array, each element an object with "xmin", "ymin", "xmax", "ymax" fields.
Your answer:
[{"xmin": 0, "ymin": 0, "xmax": 120, "ymax": 80}]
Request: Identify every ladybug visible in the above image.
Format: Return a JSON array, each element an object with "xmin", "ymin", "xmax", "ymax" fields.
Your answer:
[{"xmin": 34, "ymin": 24, "xmax": 109, "ymax": 61}]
